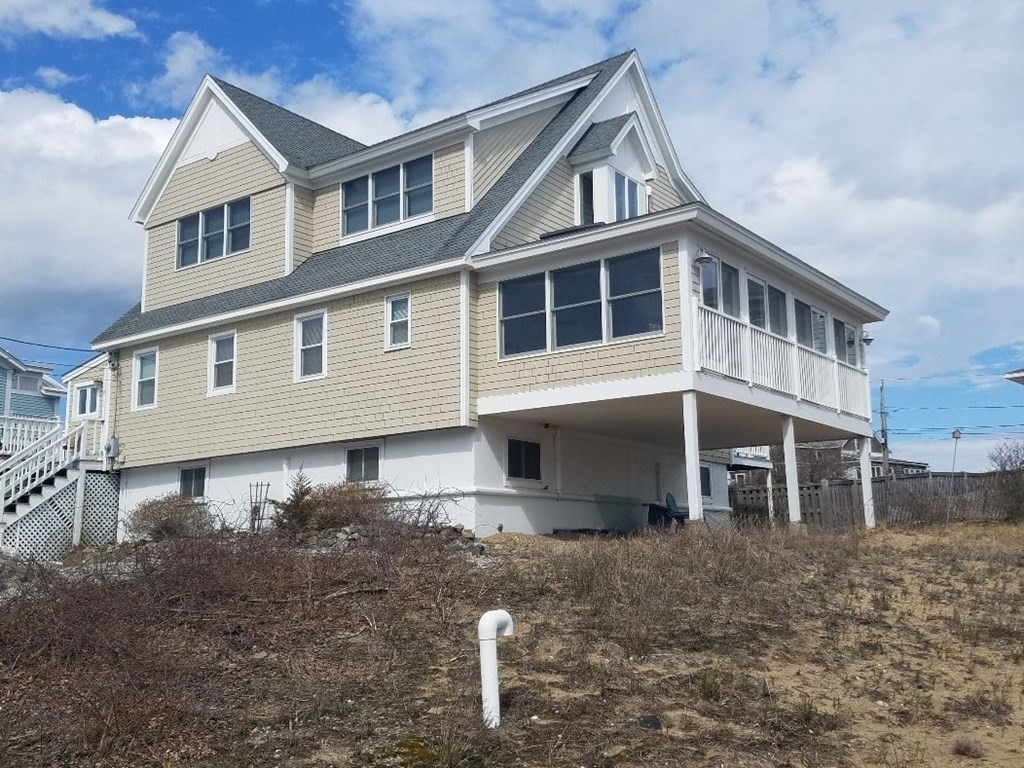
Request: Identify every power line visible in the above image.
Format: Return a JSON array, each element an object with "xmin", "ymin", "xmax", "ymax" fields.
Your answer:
[
  {"xmin": 882, "ymin": 404, "xmax": 1024, "ymax": 413},
  {"xmin": 0, "ymin": 335, "xmax": 94, "ymax": 353}
]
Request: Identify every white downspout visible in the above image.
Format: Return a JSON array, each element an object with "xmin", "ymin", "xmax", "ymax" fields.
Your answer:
[{"xmin": 478, "ymin": 609, "xmax": 514, "ymax": 728}]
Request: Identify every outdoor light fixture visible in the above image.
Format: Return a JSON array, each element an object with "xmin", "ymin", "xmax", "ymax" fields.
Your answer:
[
  {"xmin": 693, "ymin": 253, "xmax": 714, "ymax": 267},
  {"xmin": 861, "ymin": 331, "xmax": 874, "ymax": 346}
]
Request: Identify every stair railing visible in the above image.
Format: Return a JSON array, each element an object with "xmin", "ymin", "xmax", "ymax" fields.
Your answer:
[{"xmin": 1, "ymin": 423, "xmax": 85, "ymax": 506}]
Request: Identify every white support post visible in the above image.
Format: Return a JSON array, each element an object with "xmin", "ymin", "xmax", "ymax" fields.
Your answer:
[
  {"xmin": 859, "ymin": 437, "xmax": 876, "ymax": 528},
  {"xmin": 72, "ymin": 470, "xmax": 86, "ymax": 547},
  {"xmin": 682, "ymin": 391, "xmax": 703, "ymax": 520},
  {"xmin": 782, "ymin": 415, "xmax": 802, "ymax": 525}
]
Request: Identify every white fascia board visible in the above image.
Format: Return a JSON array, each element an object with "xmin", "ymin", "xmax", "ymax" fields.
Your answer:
[
  {"xmin": 628, "ymin": 55, "xmax": 705, "ymax": 204},
  {"xmin": 467, "ymin": 59, "xmax": 634, "ymax": 257},
  {"xmin": 93, "ymin": 257, "xmax": 468, "ymax": 351},
  {"xmin": 0, "ymin": 348, "xmax": 29, "ymax": 372},
  {"xmin": 466, "ymin": 73, "xmax": 596, "ymax": 130},
  {"xmin": 130, "ymin": 77, "xmax": 290, "ymax": 225},
  {"xmin": 690, "ymin": 207, "xmax": 889, "ymax": 323},
  {"xmin": 304, "ymin": 122, "xmax": 473, "ymax": 186},
  {"xmin": 61, "ymin": 354, "xmax": 107, "ymax": 385}
]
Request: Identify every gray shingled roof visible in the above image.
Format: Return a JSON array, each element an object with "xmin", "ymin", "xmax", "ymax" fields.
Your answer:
[
  {"xmin": 94, "ymin": 51, "xmax": 633, "ymax": 346},
  {"xmin": 568, "ymin": 113, "xmax": 634, "ymax": 160},
  {"xmin": 212, "ymin": 78, "xmax": 366, "ymax": 170}
]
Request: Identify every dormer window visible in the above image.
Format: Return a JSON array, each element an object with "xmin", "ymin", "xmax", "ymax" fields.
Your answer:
[
  {"xmin": 177, "ymin": 198, "xmax": 250, "ymax": 268},
  {"xmin": 578, "ymin": 171, "xmax": 595, "ymax": 225},
  {"xmin": 342, "ymin": 155, "xmax": 433, "ymax": 236},
  {"xmin": 614, "ymin": 172, "xmax": 641, "ymax": 221}
]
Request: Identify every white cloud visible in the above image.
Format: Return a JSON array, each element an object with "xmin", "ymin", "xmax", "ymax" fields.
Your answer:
[
  {"xmin": 0, "ymin": 89, "xmax": 175, "ymax": 302},
  {"xmin": 35, "ymin": 65, "xmax": 81, "ymax": 88},
  {"xmin": 0, "ymin": 0, "xmax": 136, "ymax": 41}
]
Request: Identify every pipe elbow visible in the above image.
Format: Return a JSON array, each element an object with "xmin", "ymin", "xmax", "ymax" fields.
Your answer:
[{"xmin": 478, "ymin": 609, "xmax": 514, "ymax": 641}]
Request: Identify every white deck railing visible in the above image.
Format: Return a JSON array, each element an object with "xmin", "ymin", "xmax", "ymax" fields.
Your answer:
[
  {"xmin": 0, "ymin": 415, "xmax": 60, "ymax": 457},
  {"xmin": 1, "ymin": 423, "xmax": 84, "ymax": 506},
  {"xmin": 697, "ymin": 303, "xmax": 870, "ymax": 419}
]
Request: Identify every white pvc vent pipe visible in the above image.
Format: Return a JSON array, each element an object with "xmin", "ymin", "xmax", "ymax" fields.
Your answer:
[{"xmin": 478, "ymin": 609, "xmax": 514, "ymax": 728}]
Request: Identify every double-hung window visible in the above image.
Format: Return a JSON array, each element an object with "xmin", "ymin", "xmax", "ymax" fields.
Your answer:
[
  {"xmin": 614, "ymin": 172, "xmax": 641, "ymax": 221},
  {"xmin": 208, "ymin": 332, "xmax": 236, "ymax": 394},
  {"xmin": 386, "ymin": 294, "xmax": 410, "ymax": 349},
  {"xmin": 74, "ymin": 385, "xmax": 100, "ymax": 418},
  {"xmin": 295, "ymin": 312, "xmax": 325, "ymax": 379},
  {"xmin": 747, "ymin": 278, "xmax": 789, "ymax": 336},
  {"xmin": 177, "ymin": 198, "xmax": 250, "ymax": 268},
  {"xmin": 700, "ymin": 253, "xmax": 740, "ymax": 318},
  {"xmin": 608, "ymin": 249, "xmax": 663, "ymax": 337},
  {"xmin": 133, "ymin": 349, "xmax": 157, "ymax": 409},
  {"xmin": 552, "ymin": 261, "xmax": 601, "ymax": 348},
  {"xmin": 500, "ymin": 248, "xmax": 663, "ymax": 357},
  {"xmin": 179, "ymin": 466, "xmax": 206, "ymax": 498},
  {"xmin": 833, "ymin": 318, "xmax": 858, "ymax": 366},
  {"xmin": 507, "ymin": 438, "xmax": 541, "ymax": 482},
  {"xmin": 346, "ymin": 446, "xmax": 380, "ymax": 482},
  {"xmin": 795, "ymin": 299, "xmax": 828, "ymax": 353},
  {"xmin": 342, "ymin": 155, "xmax": 433, "ymax": 235},
  {"xmin": 500, "ymin": 273, "xmax": 547, "ymax": 356}
]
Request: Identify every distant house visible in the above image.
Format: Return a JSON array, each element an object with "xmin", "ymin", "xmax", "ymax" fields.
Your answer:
[{"xmin": 0, "ymin": 347, "xmax": 64, "ymax": 456}]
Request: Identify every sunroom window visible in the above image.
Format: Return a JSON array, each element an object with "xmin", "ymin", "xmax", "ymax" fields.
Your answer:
[
  {"xmin": 833, "ymin": 318, "xmax": 858, "ymax": 366},
  {"xmin": 552, "ymin": 261, "xmax": 601, "ymax": 348},
  {"xmin": 500, "ymin": 274, "xmax": 547, "ymax": 356},
  {"xmin": 795, "ymin": 299, "xmax": 827, "ymax": 353},
  {"xmin": 608, "ymin": 249, "xmax": 662, "ymax": 338},
  {"xmin": 700, "ymin": 254, "xmax": 740, "ymax": 318},
  {"xmin": 748, "ymin": 278, "xmax": 789, "ymax": 336},
  {"xmin": 342, "ymin": 155, "xmax": 433, "ymax": 235}
]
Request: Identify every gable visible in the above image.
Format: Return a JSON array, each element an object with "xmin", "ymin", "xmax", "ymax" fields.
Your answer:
[{"xmin": 179, "ymin": 98, "xmax": 249, "ymax": 167}]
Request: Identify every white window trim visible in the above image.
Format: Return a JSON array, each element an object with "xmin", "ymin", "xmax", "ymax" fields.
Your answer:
[
  {"xmin": 504, "ymin": 436, "xmax": 544, "ymax": 488},
  {"xmin": 10, "ymin": 373, "xmax": 42, "ymax": 396},
  {"xmin": 385, "ymin": 293, "xmax": 412, "ymax": 351},
  {"xmin": 340, "ymin": 153, "xmax": 435, "ymax": 240},
  {"xmin": 293, "ymin": 309, "xmax": 327, "ymax": 382},
  {"xmin": 699, "ymin": 463, "xmax": 714, "ymax": 500},
  {"xmin": 72, "ymin": 382, "xmax": 101, "ymax": 420},
  {"xmin": 832, "ymin": 317, "xmax": 859, "ymax": 368},
  {"xmin": 207, "ymin": 330, "xmax": 237, "ymax": 396},
  {"xmin": 746, "ymin": 272, "xmax": 790, "ymax": 341},
  {"xmin": 131, "ymin": 347, "xmax": 159, "ymax": 411},
  {"xmin": 614, "ymin": 170, "xmax": 646, "ymax": 221},
  {"xmin": 178, "ymin": 462, "xmax": 210, "ymax": 499},
  {"xmin": 498, "ymin": 248, "xmax": 665, "ymax": 360},
  {"xmin": 175, "ymin": 197, "xmax": 251, "ymax": 271},
  {"xmin": 344, "ymin": 441, "xmax": 383, "ymax": 483}
]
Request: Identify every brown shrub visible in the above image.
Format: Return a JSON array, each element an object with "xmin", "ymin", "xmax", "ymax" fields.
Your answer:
[
  {"xmin": 126, "ymin": 492, "xmax": 213, "ymax": 540},
  {"xmin": 307, "ymin": 481, "xmax": 391, "ymax": 529}
]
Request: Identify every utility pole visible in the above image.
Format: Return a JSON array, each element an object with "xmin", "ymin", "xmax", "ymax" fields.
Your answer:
[{"xmin": 879, "ymin": 380, "xmax": 890, "ymax": 476}]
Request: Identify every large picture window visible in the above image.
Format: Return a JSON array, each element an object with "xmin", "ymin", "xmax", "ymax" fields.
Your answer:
[
  {"xmin": 177, "ymin": 198, "xmax": 249, "ymax": 268},
  {"xmin": 342, "ymin": 155, "xmax": 433, "ymax": 235},
  {"xmin": 500, "ymin": 249, "xmax": 663, "ymax": 357}
]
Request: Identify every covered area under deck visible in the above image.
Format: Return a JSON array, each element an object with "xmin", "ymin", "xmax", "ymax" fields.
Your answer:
[{"xmin": 477, "ymin": 378, "xmax": 877, "ymax": 527}]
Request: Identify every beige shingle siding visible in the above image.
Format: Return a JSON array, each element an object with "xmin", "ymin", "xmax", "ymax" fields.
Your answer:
[
  {"xmin": 474, "ymin": 242, "xmax": 683, "ymax": 397},
  {"xmin": 649, "ymin": 164, "xmax": 683, "ymax": 212},
  {"xmin": 473, "ymin": 105, "xmax": 560, "ymax": 203},
  {"xmin": 433, "ymin": 143, "xmax": 466, "ymax": 218},
  {"xmin": 293, "ymin": 185, "xmax": 315, "ymax": 269},
  {"xmin": 112, "ymin": 273, "xmax": 462, "ymax": 468},
  {"xmin": 144, "ymin": 185, "xmax": 286, "ymax": 311},
  {"xmin": 148, "ymin": 142, "xmax": 282, "ymax": 227},
  {"xmin": 491, "ymin": 157, "xmax": 575, "ymax": 250},
  {"xmin": 312, "ymin": 183, "xmax": 340, "ymax": 252}
]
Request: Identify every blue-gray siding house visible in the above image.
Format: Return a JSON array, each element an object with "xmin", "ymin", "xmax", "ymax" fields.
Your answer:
[{"xmin": 0, "ymin": 348, "xmax": 64, "ymax": 421}]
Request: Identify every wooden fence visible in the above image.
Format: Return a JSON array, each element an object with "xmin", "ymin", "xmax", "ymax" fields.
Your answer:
[{"xmin": 730, "ymin": 472, "xmax": 1009, "ymax": 531}]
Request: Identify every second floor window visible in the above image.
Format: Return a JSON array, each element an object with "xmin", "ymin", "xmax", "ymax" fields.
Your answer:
[
  {"xmin": 177, "ymin": 198, "xmax": 250, "ymax": 268},
  {"xmin": 343, "ymin": 155, "xmax": 433, "ymax": 236},
  {"xmin": 700, "ymin": 254, "xmax": 740, "ymax": 318},
  {"xmin": 296, "ymin": 313, "xmax": 325, "ymax": 379},
  {"xmin": 74, "ymin": 385, "xmax": 100, "ymax": 418},
  {"xmin": 134, "ymin": 349, "xmax": 157, "ymax": 409},
  {"xmin": 795, "ymin": 299, "xmax": 828, "ymax": 354},
  {"xmin": 614, "ymin": 172, "xmax": 640, "ymax": 221},
  {"xmin": 747, "ymin": 278, "xmax": 789, "ymax": 337},
  {"xmin": 833, "ymin": 318, "xmax": 858, "ymax": 366},
  {"xmin": 11, "ymin": 373, "xmax": 41, "ymax": 395},
  {"xmin": 386, "ymin": 294, "xmax": 410, "ymax": 349},
  {"xmin": 209, "ymin": 332, "xmax": 236, "ymax": 394}
]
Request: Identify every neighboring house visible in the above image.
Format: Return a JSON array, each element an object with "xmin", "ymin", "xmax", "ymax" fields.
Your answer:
[
  {"xmin": 3, "ymin": 50, "xmax": 889, "ymax": 550},
  {"xmin": 0, "ymin": 347, "xmax": 63, "ymax": 457},
  {"xmin": 1006, "ymin": 369, "xmax": 1024, "ymax": 386}
]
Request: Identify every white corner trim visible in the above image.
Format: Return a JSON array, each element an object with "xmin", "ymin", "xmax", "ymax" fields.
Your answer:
[
  {"xmin": 464, "ymin": 135, "xmax": 474, "ymax": 212},
  {"xmin": 284, "ymin": 182, "xmax": 295, "ymax": 274},
  {"xmin": 141, "ymin": 229, "xmax": 148, "ymax": 312},
  {"xmin": 459, "ymin": 270, "xmax": 470, "ymax": 425}
]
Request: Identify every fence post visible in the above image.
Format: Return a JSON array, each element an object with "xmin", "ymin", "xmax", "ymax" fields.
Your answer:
[{"xmin": 820, "ymin": 478, "xmax": 832, "ymax": 530}]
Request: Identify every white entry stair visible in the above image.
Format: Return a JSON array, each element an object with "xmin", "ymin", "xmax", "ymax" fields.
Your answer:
[{"xmin": 0, "ymin": 422, "xmax": 86, "ymax": 555}]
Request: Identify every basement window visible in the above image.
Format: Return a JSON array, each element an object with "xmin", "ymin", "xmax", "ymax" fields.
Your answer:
[
  {"xmin": 507, "ymin": 438, "xmax": 541, "ymax": 482},
  {"xmin": 179, "ymin": 466, "xmax": 206, "ymax": 498},
  {"xmin": 346, "ymin": 446, "xmax": 380, "ymax": 482}
]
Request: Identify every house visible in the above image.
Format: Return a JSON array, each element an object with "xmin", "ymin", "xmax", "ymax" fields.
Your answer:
[
  {"xmin": 0, "ymin": 347, "xmax": 63, "ymax": 457},
  {"xmin": 5, "ymin": 50, "xmax": 888, "ymax": 554}
]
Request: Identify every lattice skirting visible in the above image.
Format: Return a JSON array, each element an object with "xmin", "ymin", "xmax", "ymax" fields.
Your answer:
[{"xmin": 2, "ymin": 471, "xmax": 120, "ymax": 560}]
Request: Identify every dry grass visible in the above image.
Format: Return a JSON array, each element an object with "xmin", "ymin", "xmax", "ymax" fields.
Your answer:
[{"xmin": 1, "ymin": 520, "xmax": 1022, "ymax": 767}]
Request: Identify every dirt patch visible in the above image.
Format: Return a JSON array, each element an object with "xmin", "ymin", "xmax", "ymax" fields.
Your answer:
[{"xmin": 0, "ymin": 522, "xmax": 1022, "ymax": 766}]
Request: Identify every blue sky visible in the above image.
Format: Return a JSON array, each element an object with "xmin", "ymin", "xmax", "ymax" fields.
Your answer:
[{"xmin": 1, "ymin": 0, "xmax": 1022, "ymax": 470}]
